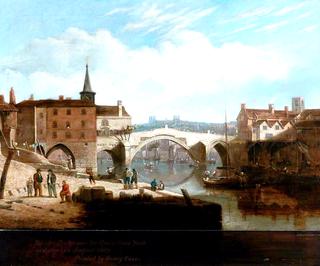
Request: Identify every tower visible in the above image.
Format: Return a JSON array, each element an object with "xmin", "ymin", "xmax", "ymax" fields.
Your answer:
[
  {"xmin": 292, "ymin": 97, "xmax": 304, "ymax": 113},
  {"xmin": 80, "ymin": 64, "xmax": 96, "ymax": 104}
]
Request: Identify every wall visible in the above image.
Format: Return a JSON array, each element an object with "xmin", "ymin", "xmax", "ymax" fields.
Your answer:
[{"xmin": 16, "ymin": 106, "xmax": 35, "ymax": 145}]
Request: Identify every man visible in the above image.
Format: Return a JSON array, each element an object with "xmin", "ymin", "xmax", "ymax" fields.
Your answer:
[
  {"xmin": 158, "ymin": 180, "xmax": 165, "ymax": 190},
  {"xmin": 151, "ymin": 179, "xmax": 157, "ymax": 191},
  {"xmin": 47, "ymin": 169, "xmax": 57, "ymax": 197},
  {"xmin": 60, "ymin": 180, "xmax": 71, "ymax": 203},
  {"xmin": 26, "ymin": 177, "xmax": 33, "ymax": 197},
  {"xmin": 86, "ymin": 167, "xmax": 96, "ymax": 185},
  {"xmin": 33, "ymin": 169, "xmax": 43, "ymax": 197},
  {"xmin": 126, "ymin": 168, "xmax": 133, "ymax": 189},
  {"xmin": 131, "ymin": 169, "xmax": 138, "ymax": 189}
]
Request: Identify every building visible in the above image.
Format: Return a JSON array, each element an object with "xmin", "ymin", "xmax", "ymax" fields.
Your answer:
[
  {"xmin": 96, "ymin": 100, "xmax": 131, "ymax": 137},
  {"xmin": 14, "ymin": 64, "xmax": 131, "ymax": 172},
  {"xmin": 292, "ymin": 97, "xmax": 305, "ymax": 113},
  {"xmin": 237, "ymin": 103, "xmax": 296, "ymax": 141},
  {"xmin": 16, "ymin": 97, "xmax": 97, "ymax": 171}
]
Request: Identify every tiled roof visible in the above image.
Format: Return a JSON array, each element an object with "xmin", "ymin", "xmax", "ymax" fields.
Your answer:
[
  {"xmin": 96, "ymin": 105, "xmax": 130, "ymax": 117},
  {"xmin": 245, "ymin": 108, "xmax": 296, "ymax": 120},
  {"xmin": 296, "ymin": 109, "xmax": 320, "ymax": 120},
  {"xmin": 16, "ymin": 99, "xmax": 95, "ymax": 107}
]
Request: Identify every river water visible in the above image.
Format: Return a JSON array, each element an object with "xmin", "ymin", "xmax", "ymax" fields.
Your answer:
[{"xmin": 99, "ymin": 159, "xmax": 320, "ymax": 230}]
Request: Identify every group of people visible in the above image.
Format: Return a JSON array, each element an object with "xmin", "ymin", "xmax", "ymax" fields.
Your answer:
[
  {"xmin": 122, "ymin": 168, "xmax": 138, "ymax": 189},
  {"xmin": 150, "ymin": 179, "xmax": 165, "ymax": 191},
  {"xmin": 26, "ymin": 169, "xmax": 71, "ymax": 203}
]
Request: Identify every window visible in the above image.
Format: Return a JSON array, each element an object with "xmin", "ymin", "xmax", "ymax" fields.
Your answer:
[
  {"xmin": 263, "ymin": 126, "xmax": 267, "ymax": 130},
  {"xmin": 52, "ymin": 132, "xmax": 57, "ymax": 139},
  {"xmin": 65, "ymin": 132, "xmax": 71, "ymax": 139},
  {"xmin": 66, "ymin": 109, "xmax": 71, "ymax": 115},
  {"xmin": 81, "ymin": 120, "xmax": 86, "ymax": 127},
  {"xmin": 39, "ymin": 113, "xmax": 44, "ymax": 118},
  {"xmin": 275, "ymin": 125, "xmax": 280, "ymax": 130},
  {"xmin": 80, "ymin": 132, "xmax": 85, "ymax": 139},
  {"xmin": 81, "ymin": 108, "xmax": 87, "ymax": 115},
  {"xmin": 52, "ymin": 121, "xmax": 57, "ymax": 128},
  {"xmin": 66, "ymin": 121, "xmax": 71, "ymax": 128},
  {"xmin": 53, "ymin": 109, "xmax": 58, "ymax": 115}
]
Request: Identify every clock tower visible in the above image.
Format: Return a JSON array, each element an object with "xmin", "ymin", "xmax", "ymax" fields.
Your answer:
[{"xmin": 80, "ymin": 64, "xmax": 96, "ymax": 104}]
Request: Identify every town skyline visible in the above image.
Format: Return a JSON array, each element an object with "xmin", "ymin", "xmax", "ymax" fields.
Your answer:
[{"xmin": 1, "ymin": 0, "xmax": 320, "ymax": 123}]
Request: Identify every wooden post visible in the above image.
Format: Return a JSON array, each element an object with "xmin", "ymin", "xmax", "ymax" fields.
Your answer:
[
  {"xmin": 181, "ymin": 188, "xmax": 193, "ymax": 206},
  {"xmin": 0, "ymin": 149, "xmax": 14, "ymax": 199}
]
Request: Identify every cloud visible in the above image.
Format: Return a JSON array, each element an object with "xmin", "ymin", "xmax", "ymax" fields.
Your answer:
[
  {"xmin": 105, "ymin": 7, "xmax": 133, "ymax": 16},
  {"xmin": 0, "ymin": 28, "xmax": 293, "ymax": 123},
  {"xmin": 273, "ymin": 2, "xmax": 305, "ymax": 17},
  {"xmin": 255, "ymin": 20, "xmax": 288, "ymax": 32},
  {"xmin": 302, "ymin": 25, "xmax": 318, "ymax": 33},
  {"xmin": 123, "ymin": 3, "xmax": 216, "ymax": 37}
]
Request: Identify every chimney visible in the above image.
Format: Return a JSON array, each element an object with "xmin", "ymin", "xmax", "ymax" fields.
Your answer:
[
  {"xmin": 117, "ymin": 100, "xmax": 122, "ymax": 117},
  {"xmin": 29, "ymin": 94, "xmax": 34, "ymax": 100},
  {"xmin": 0, "ymin": 95, "xmax": 4, "ymax": 104},
  {"xmin": 268, "ymin": 104, "xmax": 274, "ymax": 114},
  {"xmin": 9, "ymin": 87, "xmax": 16, "ymax": 104},
  {"xmin": 241, "ymin": 103, "xmax": 246, "ymax": 111},
  {"xmin": 284, "ymin": 106, "xmax": 289, "ymax": 117},
  {"xmin": 59, "ymin": 95, "xmax": 64, "ymax": 101}
]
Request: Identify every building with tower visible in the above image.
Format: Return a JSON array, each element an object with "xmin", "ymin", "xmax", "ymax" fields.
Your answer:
[{"xmin": 13, "ymin": 64, "xmax": 131, "ymax": 173}]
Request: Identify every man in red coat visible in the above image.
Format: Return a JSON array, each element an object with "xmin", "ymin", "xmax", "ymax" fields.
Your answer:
[{"xmin": 60, "ymin": 180, "xmax": 71, "ymax": 203}]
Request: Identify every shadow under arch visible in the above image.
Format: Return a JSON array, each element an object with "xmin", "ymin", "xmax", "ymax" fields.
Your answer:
[
  {"xmin": 46, "ymin": 143, "xmax": 76, "ymax": 169},
  {"xmin": 206, "ymin": 140, "xmax": 230, "ymax": 167},
  {"xmin": 130, "ymin": 134, "xmax": 196, "ymax": 164},
  {"xmin": 101, "ymin": 142, "xmax": 126, "ymax": 167}
]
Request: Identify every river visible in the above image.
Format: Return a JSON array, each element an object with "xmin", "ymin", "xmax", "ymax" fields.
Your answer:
[{"xmin": 99, "ymin": 159, "xmax": 320, "ymax": 230}]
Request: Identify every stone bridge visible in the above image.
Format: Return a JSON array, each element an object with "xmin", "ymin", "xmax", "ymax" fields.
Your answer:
[{"xmin": 97, "ymin": 128, "xmax": 233, "ymax": 167}]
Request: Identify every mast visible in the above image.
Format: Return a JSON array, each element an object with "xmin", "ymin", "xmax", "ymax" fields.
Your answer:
[{"xmin": 225, "ymin": 109, "xmax": 229, "ymax": 177}]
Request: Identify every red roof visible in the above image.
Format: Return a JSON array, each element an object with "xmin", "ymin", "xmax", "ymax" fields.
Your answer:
[
  {"xmin": 244, "ymin": 108, "xmax": 296, "ymax": 120},
  {"xmin": 16, "ymin": 99, "xmax": 95, "ymax": 108},
  {"xmin": 96, "ymin": 105, "xmax": 130, "ymax": 117}
]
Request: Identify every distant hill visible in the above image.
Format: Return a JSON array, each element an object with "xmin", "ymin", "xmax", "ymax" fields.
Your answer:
[{"xmin": 134, "ymin": 119, "xmax": 237, "ymax": 135}]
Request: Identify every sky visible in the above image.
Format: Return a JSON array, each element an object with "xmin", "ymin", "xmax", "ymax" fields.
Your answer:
[{"xmin": 0, "ymin": 0, "xmax": 320, "ymax": 124}]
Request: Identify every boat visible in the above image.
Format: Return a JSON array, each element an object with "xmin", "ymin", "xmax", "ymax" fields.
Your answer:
[{"xmin": 202, "ymin": 166, "xmax": 244, "ymax": 188}]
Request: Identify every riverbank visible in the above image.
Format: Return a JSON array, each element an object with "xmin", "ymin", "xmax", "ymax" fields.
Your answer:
[{"xmin": 0, "ymin": 178, "xmax": 185, "ymax": 229}]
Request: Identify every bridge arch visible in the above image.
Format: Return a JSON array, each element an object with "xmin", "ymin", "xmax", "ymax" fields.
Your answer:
[
  {"xmin": 46, "ymin": 143, "xmax": 76, "ymax": 169},
  {"xmin": 130, "ymin": 134, "xmax": 196, "ymax": 164},
  {"xmin": 206, "ymin": 140, "xmax": 230, "ymax": 166}
]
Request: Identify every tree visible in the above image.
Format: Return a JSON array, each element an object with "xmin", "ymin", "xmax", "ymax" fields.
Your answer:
[{"xmin": 0, "ymin": 149, "xmax": 14, "ymax": 199}]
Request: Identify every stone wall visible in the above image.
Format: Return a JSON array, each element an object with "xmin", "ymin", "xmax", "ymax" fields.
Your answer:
[{"xmin": 16, "ymin": 106, "xmax": 35, "ymax": 145}]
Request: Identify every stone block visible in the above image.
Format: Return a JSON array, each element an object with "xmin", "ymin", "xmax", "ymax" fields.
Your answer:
[{"xmin": 91, "ymin": 186, "xmax": 106, "ymax": 201}]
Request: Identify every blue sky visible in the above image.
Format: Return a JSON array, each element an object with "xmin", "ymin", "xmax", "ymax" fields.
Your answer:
[{"xmin": 1, "ymin": 0, "xmax": 320, "ymax": 123}]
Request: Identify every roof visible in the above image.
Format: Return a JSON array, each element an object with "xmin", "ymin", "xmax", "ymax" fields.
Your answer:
[
  {"xmin": 296, "ymin": 109, "xmax": 320, "ymax": 120},
  {"xmin": 0, "ymin": 103, "xmax": 18, "ymax": 112},
  {"xmin": 244, "ymin": 108, "xmax": 296, "ymax": 120},
  {"xmin": 96, "ymin": 105, "xmax": 130, "ymax": 117},
  {"xmin": 252, "ymin": 119, "xmax": 293, "ymax": 128},
  {"xmin": 16, "ymin": 99, "xmax": 96, "ymax": 108},
  {"xmin": 81, "ymin": 64, "xmax": 94, "ymax": 93}
]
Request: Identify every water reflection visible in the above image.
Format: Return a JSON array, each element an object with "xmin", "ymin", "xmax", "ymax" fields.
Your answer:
[{"xmin": 101, "ymin": 159, "xmax": 320, "ymax": 230}]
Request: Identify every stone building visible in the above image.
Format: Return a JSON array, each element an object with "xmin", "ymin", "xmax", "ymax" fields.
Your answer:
[
  {"xmin": 237, "ymin": 103, "xmax": 296, "ymax": 141},
  {"xmin": 13, "ymin": 64, "xmax": 131, "ymax": 173},
  {"xmin": 16, "ymin": 97, "xmax": 97, "ymax": 171}
]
